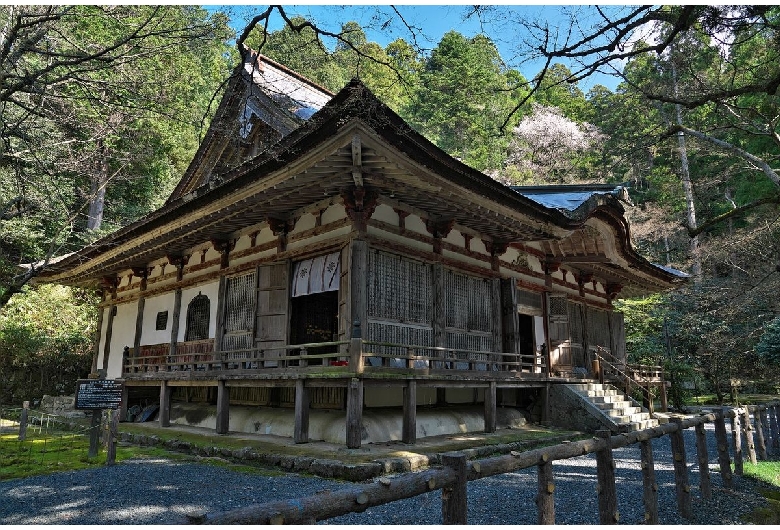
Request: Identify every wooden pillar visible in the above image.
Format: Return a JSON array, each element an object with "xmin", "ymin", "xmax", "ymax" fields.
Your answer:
[
  {"xmin": 741, "ymin": 407, "xmax": 757, "ymax": 464},
  {"xmin": 490, "ymin": 277, "xmax": 502, "ymax": 369},
  {"xmin": 102, "ymin": 304, "xmax": 116, "ymax": 374},
  {"xmin": 214, "ymin": 276, "xmax": 228, "ymax": 353},
  {"xmin": 346, "ymin": 378, "xmax": 363, "ymax": 449},
  {"xmin": 133, "ymin": 297, "xmax": 146, "ymax": 359},
  {"xmin": 639, "ymin": 436, "xmax": 659, "ymax": 524},
  {"xmin": 159, "ymin": 380, "xmax": 171, "ymax": 428},
  {"xmin": 730, "ymin": 410, "xmax": 744, "ymax": 475},
  {"xmin": 484, "ymin": 382, "xmax": 497, "ymax": 433},
  {"xmin": 432, "ymin": 262, "xmax": 446, "ymax": 369},
  {"xmin": 402, "ymin": 381, "xmax": 417, "ymax": 444},
  {"xmin": 669, "ymin": 418, "xmax": 692, "ymax": 519},
  {"xmin": 441, "ymin": 452, "xmax": 468, "ymax": 525},
  {"xmin": 714, "ymin": 409, "xmax": 733, "ymax": 488},
  {"xmin": 753, "ymin": 407, "xmax": 768, "ymax": 460},
  {"xmin": 501, "ymin": 279, "xmax": 520, "ymax": 369},
  {"xmin": 169, "ymin": 287, "xmax": 182, "ymax": 358},
  {"xmin": 694, "ymin": 422, "xmax": 712, "ymax": 499},
  {"xmin": 350, "ymin": 238, "xmax": 368, "ymax": 338},
  {"xmin": 216, "ymin": 380, "xmax": 229, "ymax": 435},
  {"xmin": 595, "ymin": 430, "xmax": 619, "ymax": 524},
  {"xmin": 536, "ymin": 458, "xmax": 555, "ymax": 524},
  {"xmin": 770, "ymin": 405, "xmax": 780, "ymax": 455},
  {"xmin": 91, "ymin": 299, "xmax": 105, "ymax": 376},
  {"xmin": 294, "ymin": 380, "xmax": 310, "ymax": 444}
]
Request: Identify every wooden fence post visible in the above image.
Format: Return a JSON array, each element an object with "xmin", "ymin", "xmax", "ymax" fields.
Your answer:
[
  {"xmin": 730, "ymin": 410, "xmax": 743, "ymax": 475},
  {"xmin": 754, "ymin": 407, "xmax": 768, "ymax": 460},
  {"xmin": 441, "ymin": 453, "xmax": 467, "ymax": 525},
  {"xmin": 18, "ymin": 401, "xmax": 29, "ymax": 441},
  {"xmin": 714, "ymin": 409, "xmax": 733, "ymax": 489},
  {"xmin": 595, "ymin": 430, "xmax": 619, "ymax": 524},
  {"xmin": 741, "ymin": 407, "xmax": 757, "ymax": 465},
  {"xmin": 694, "ymin": 422, "xmax": 711, "ymax": 500},
  {"xmin": 770, "ymin": 405, "xmax": 780, "ymax": 455},
  {"xmin": 106, "ymin": 410, "xmax": 119, "ymax": 466},
  {"xmin": 536, "ymin": 456, "xmax": 555, "ymax": 524},
  {"xmin": 638, "ymin": 434, "xmax": 658, "ymax": 524},
  {"xmin": 669, "ymin": 418, "xmax": 692, "ymax": 520},
  {"xmin": 88, "ymin": 409, "xmax": 101, "ymax": 458}
]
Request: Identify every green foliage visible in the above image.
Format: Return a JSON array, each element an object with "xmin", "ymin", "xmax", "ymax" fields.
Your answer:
[
  {"xmin": 0, "ymin": 285, "xmax": 97, "ymax": 405},
  {"xmin": 755, "ymin": 317, "xmax": 780, "ymax": 366},
  {"xmin": 407, "ymin": 31, "xmax": 523, "ymax": 170}
]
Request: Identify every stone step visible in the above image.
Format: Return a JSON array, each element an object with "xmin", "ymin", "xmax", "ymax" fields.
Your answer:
[
  {"xmin": 590, "ymin": 395, "xmax": 627, "ymax": 405},
  {"xmin": 604, "ymin": 406, "xmax": 642, "ymax": 417},
  {"xmin": 584, "ymin": 389, "xmax": 621, "ymax": 398}
]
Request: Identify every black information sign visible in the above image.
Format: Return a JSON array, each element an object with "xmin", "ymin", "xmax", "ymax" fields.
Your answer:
[{"xmin": 75, "ymin": 379, "xmax": 124, "ymax": 410}]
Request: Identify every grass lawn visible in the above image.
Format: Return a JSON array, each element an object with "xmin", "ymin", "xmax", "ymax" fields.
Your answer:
[{"xmin": 743, "ymin": 461, "xmax": 780, "ymax": 524}]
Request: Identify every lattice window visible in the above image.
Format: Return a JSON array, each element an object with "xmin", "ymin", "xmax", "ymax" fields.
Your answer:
[
  {"xmin": 368, "ymin": 250, "xmax": 432, "ymax": 325},
  {"xmin": 548, "ymin": 294, "xmax": 568, "ymax": 323},
  {"xmin": 155, "ymin": 311, "xmax": 168, "ymax": 331},
  {"xmin": 184, "ymin": 294, "xmax": 210, "ymax": 341},
  {"xmin": 445, "ymin": 270, "xmax": 493, "ymax": 332},
  {"xmin": 224, "ymin": 273, "xmax": 256, "ymax": 334}
]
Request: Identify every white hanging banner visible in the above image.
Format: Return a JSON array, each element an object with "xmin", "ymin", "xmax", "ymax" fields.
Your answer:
[{"xmin": 292, "ymin": 252, "xmax": 340, "ymax": 297}]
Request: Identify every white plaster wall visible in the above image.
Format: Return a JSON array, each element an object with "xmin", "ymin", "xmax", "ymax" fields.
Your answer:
[
  {"xmin": 178, "ymin": 281, "xmax": 220, "ymax": 341},
  {"xmin": 371, "ymin": 203, "xmax": 399, "ymax": 225},
  {"xmin": 291, "ymin": 212, "xmax": 316, "ymax": 233},
  {"xmin": 405, "ymin": 214, "xmax": 428, "ymax": 235},
  {"xmin": 141, "ymin": 292, "xmax": 175, "ymax": 346},
  {"xmin": 107, "ymin": 302, "xmax": 138, "ymax": 379},
  {"xmin": 470, "ymin": 238, "xmax": 489, "ymax": 255},
  {"xmin": 444, "ymin": 229, "xmax": 465, "ymax": 247},
  {"xmin": 233, "ymin": 234, "xmax": 251, "ymax": 253},
  {"xmin": 321, "ymin": 203, "xmax": 347, "ymax": 225}
]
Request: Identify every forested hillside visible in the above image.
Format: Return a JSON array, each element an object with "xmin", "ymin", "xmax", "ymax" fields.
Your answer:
[{"xmin": 1, "ymin": 5, "xmax": 778, "ymax": 405}]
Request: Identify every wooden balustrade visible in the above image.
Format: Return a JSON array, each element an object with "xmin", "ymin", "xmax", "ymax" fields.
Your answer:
[{"xmin": 123, "ymin": 339, "xmax": 547, "ymax": 377}]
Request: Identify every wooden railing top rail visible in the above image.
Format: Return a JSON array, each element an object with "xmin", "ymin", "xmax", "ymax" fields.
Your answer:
[{"xmin": 188, "ymin": 403, "xmax": 780, "ymax": 525}]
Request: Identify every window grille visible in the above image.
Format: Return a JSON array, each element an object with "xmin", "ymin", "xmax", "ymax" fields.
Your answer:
[
  {"xmin": 367, "ymin": 250, "xmax": 432, "ymax": 325},
  {"xmin": 445, "ymin": 270, "xmax": 492, "ymax": 332},
  {"xmin": 223, "ymin": 272, "xmax": 257, "ymax": 353},
  {"xmin": 184, "ymin": 294, "xmax": 210, "ymax": 341},
  {"xmin": 155, "ymin": 311, "xmax": 168, "ymax": 331}
]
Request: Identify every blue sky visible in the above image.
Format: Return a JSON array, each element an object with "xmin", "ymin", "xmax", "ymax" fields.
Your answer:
[{"xmin": 208, "ymin": 4, "xmax": 626, "ymax": 92}]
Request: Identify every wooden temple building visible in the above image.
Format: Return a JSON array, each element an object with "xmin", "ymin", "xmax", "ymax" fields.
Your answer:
[{"xmin": 37, "ymin": 49, "xmax": 686, "ymax": 447}]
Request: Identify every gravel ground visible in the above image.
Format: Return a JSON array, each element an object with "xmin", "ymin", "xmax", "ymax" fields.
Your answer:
[{"xmin": 1, "ymin": 424, "xmax": 775, "ymax": 525}]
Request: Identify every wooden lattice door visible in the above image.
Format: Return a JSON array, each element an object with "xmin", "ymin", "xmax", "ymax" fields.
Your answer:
[
  {"xmin": 256, "ymin": 262, "xmax": 290, "ymax": 367},
  {"xmin": 222, "ymin": 272, "xmax": 257, "ymax": 353},
  {"xmin": 547, "ymin": 293, "xmax": 571, "ymax": 371}
]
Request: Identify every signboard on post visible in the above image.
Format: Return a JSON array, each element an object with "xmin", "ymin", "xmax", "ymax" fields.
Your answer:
[{"xmin": 75, "ymin": 379, "xmax": 124, "ymax": 410}]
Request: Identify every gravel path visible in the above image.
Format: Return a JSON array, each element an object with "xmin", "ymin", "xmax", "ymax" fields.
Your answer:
[{"xmin": 0, "ymin": 424, "xmax": 774, "ymax": 525}]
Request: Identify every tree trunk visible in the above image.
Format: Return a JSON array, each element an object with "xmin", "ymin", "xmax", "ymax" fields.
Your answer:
[
  {"xmin": 670, "ymin": 57, "xmax": 701, "ymax": 281},
  {"xmin": 87, "ymin": 141, "xmax": 109, "ymax": 231}
]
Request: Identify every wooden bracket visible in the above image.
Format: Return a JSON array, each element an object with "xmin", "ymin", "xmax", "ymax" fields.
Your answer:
[
  {"xmin": 342, "ymin": 185, "xmax": 378, "ymax": 233},
  {"xmin": 210, "ymin": 238, "xmax": 235, "ymax": 269},
  {"xmin": 425, "ymin": 218, "xmax": 455, "ymax": 254},
  {"xmin": 606, "ymin": 283, "xmax": 623, "ymax": 300},
  {"xmin": 485, "ymin": 240, "xmax": 509, "ymax": 271}
]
